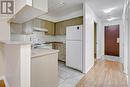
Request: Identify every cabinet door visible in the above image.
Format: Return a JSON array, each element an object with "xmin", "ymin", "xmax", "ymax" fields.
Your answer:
[
  {"xmin": 55, "ymin": 16, "xmax": 83, "ymax": 35},
  {"xmin": 33, "ymin": 19, "xmax": 55, "ymax": 35},
  {"xmin": 42, "ymin": 20, "xmax": 55, "ymax": 35},
  {"xmin": 54, "ymin": 43, "xmax": 66, "ymax": 62},
  {"xmin": 59, "ymin": 44, "xmax": 66, "ymax": 62},
  {"xmin": 22, "ymin": 21, "xmax": 33, "ymax": 34},
  {"xmin": 33, "ymin": 19, "xmax": 42, "ymax": 28},
  {"xmin": 10, "ymin": 23, "xmax": 23, "ymax": 34},
  {"xmin": 55, "ymin": 22, "xmax": 65, "ymax": 35},
  {"xmin": 71, "ymin": 17, "xmax": 83, "ymax": 25}
]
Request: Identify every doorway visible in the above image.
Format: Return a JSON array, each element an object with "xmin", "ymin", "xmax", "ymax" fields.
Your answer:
[
  {"xmin": 105, "ymin": 25, "xmax": 120, "ymax": 56},
  {"xmin": 94, "ymin": 22, "xmax": 97, "ymax": 63}
]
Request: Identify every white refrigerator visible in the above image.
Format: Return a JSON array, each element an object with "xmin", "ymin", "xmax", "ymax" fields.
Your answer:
[{"xmin": 66, "ymin": 25, "xmax": 83, "ymax": 71}]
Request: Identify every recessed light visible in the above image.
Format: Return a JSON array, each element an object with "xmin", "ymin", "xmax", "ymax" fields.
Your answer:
[
  {"xmin": 103, "ymin": 7, "xmax": 116, "ymax": 13},
  {"xmin": 59, "ymin": 2, "xmax": 65, "ymax": 5},
  {"xmin": 106, "ymin": 17, "xmax": 118, "ymax": 21},
  {"xmin": 55, "ymin": 2, "xmax": 65, "ymax": 8},
  {"xmin": 50, "ymin": 1, "xmax": 65, "ymax": 10}
]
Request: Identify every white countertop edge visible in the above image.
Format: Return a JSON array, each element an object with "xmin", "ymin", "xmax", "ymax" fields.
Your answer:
[
  {"xmin": 0, "ymin": 40, "xmax": 31, "ymax": 45},
  {"xmin": 31, "ymin": 49, "xmax": 59, "ymax": 58}
]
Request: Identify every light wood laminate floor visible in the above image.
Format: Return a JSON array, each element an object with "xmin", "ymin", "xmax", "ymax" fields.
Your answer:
[
  {"xmin": 0, "ymin": 80, "xmax": 5, "ymax": 87},
  {"xmin": 76, "ymin": 60, "xmax": 128, "ymax": 87}
]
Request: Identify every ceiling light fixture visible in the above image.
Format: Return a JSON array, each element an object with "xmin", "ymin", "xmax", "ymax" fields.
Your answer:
[
  {"xmin": 106, "ymin": 17, "xmax": 118, "ymax": 21},
  {"xmin": 50, "ymin": 1, "xmax": 65, "ymax": 11},
  {"xmin": 58, "ymin": 2, "xmax": 65, "ymax": 6},
  {"xmin": 103, "ymin": 7, "xmax": 116, "ymax": 13},
  {"xmin": 57, "ymin": 1, "xmax": 65, "ymax": 7}
]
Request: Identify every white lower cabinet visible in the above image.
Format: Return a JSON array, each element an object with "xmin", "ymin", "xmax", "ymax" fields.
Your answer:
[{"xmin": 31, "ymin": 53, "xmax": 58, "ymax": 87}]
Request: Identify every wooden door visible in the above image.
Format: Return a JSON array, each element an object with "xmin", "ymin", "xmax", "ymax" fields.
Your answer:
[{"xmin": 105, "ymin": 25, "xmax": 120, "ymax": 56}]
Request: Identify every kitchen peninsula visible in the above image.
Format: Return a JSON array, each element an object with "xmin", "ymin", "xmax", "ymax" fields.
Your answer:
[
  {"xmin": 2, "ymin": 41, "xmax": 59, "ymax": 87},
  {"xmin": 31, "ymin": 48, "xmax": 59, "ymax": 87}
]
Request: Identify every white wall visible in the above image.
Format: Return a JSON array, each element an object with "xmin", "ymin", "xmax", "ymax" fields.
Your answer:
[
  {"xmin": 102, "ymin": 20, "xmax": 124, "ymax": 59},
  {"xmin": 0, "ymin": 43, "xmax": 4, "ymax": 77},
  {"xmin": 128, "ymin": 2, "xmax": 130, "ymax": 86},
  {"xmin": 123, "ymin": 13, "xmax": 129, "ymax": 74},
  {"xmin": 0, "ymin": 19, "xmax": 10, "ymax": 41},
  {"xmin": 0, "ymin": 18, "xmax": 10, "ymax": 77},
  {"xmin": 83, "ymin": 1, "xmax": 102, "ymax": 73},
  {"xmin": 94, "ymin": 18, "xmax": 103, "ymax": 59},
  {"xmin": 122, "ymin": 0, "xmax": 129, "ymax": 84}
]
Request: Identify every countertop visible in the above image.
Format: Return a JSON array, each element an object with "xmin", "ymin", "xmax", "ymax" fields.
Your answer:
[
  {"xmin": 31, "ymin": 48, "xmax": 59, "ymax": 58},
  {"xmin": 0, "ymin": 40, "xmax": 31, "ymax": 45}
]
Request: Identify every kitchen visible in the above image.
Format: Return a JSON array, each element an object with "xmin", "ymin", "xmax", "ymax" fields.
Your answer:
[
  {"xmin": 10, "ymin": 16, "xmax": 83, "ymax": 60},
  {"xmin": 0, "ymin": 0, "xmax": 85, "ymax": 86},
  {"xmin": 8, "ymin": 0, "xmax": 84, "ymax": 86},
  {"xmin": 0, "ymin": 0, "xmax": 129, "ymax": 87},
  {"xmin": 10, "ymin": 17, "xmax": 84, "ymax": 87},
  {"xmin": 0, "ymin": 0, "xmax": 128, "ymax": 87}
]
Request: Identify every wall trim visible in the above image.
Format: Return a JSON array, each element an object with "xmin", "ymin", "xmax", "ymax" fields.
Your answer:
[
  {"xmin": 101, "ymin": 55, "xmax": 123, "ymax": 64},
  {"xmin": 124, "ymin": 74, "xmax": 128, "ymax": 85},
  {"xmin": 127, "ymin": 75, "xmax": 128, "ymax": 84}
]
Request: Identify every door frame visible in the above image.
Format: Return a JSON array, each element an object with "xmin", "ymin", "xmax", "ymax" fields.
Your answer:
[
  {"xmin": 94, "ymin": 22, "xmax": 97, "ymax": 59},
  {"xmin": 104, "ymin": 24, "xmax": 122, "ymax": 57},
  {"xmin": 104, "ymin": 25, "xmax": 120, "ymax": 56}
]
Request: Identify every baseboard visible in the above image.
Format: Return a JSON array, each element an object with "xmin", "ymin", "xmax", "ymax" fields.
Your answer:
[
  {"xmin": 83, "ymin": 63, "xmax": 94, "ymax": 74},
  {"xmin": 126, "ymin": 75, "xmax": 128, "ymax": 84},
  {"xmin": 101, "ymin": 55, "xmax": 122, "ymax": 63},
  {"xmin": 123, "ymin": 73, "xmax": 128, "ymax": 85},
  {"xmin": 0, "ymin": 76, "xmax": 9, "ymax": 87}
]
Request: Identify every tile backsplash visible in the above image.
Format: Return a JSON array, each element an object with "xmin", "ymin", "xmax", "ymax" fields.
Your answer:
[{"xmin": 11, "ymin": 32, "xmax": 66, "ymax": 44}]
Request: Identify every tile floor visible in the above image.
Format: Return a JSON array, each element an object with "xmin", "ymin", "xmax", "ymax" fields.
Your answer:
[{"xmin": 58, "ymin": 61, "xmax": 84, "ymax": 87}]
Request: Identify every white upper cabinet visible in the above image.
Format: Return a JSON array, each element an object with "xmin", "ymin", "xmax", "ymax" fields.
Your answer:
[
  {"xmin": 8, "ymin": 0, "xmax": 48, "ymax": 23},
  {"xmin": 22, "ymin": 21, "xmax": 33, "ymax": 34}
]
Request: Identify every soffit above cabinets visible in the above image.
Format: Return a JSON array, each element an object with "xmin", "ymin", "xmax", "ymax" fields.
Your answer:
[
  {"xmin": 38, "ymin": 0, "xmax": 83, "ymax": 22},
  {"xmin": 8, "ymin": 0, "xmax": 48, "ymax": 23}
]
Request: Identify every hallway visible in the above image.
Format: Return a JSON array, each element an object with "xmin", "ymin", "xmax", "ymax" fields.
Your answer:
[{"xmin": 76, "ymin": 60, "xmax": 128, "ymax": 87}]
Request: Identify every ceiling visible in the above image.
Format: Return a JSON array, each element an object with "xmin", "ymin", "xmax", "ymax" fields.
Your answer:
[
  {"xmin": 86, "ymin": 0, "xmax": 125, "ymax": 22},
  {"xmin": 39, "ymin": 0, "xmax": 125, "ymax": 22},
  {"xmin": 40, "ymin": 0, "xmax": 83, "ymax": 17}
]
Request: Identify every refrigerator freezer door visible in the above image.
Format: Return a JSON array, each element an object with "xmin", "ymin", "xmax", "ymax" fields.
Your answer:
[
  {"xmin": 66, "ymin": 25, "xmax": 82, "ymax": 41},
  {"xmin": 66, "ymin": 41, "xmax": 82, "ymax": 71}
]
